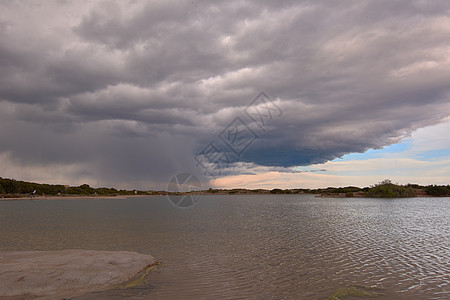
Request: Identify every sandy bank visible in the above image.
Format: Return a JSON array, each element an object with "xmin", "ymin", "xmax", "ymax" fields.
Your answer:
[{"xmin": 0, "ymin": 249, "xmax": 156, "ymax": 299}]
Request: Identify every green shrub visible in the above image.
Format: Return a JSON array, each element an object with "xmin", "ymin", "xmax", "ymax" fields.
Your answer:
[
  {"xmin": 425, "ymin": 185, "xmax": 450, "ymax": 196},
  {"xmin": 365, "ymin": 180, "xmax": 416, "ymax": 198}
]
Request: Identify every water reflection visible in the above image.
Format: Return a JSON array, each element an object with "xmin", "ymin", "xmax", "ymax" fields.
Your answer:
[{"xmin": 0, "ymin": 195, "xmax": 448, "ymax": 299}]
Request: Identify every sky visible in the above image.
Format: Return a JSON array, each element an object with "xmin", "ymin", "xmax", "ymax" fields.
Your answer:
[{"xmin": 0, "ymin": 0, "xmax": 449, "ymax": 190}]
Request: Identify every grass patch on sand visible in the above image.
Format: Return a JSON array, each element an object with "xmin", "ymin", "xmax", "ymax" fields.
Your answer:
[{"xmin": 119, "ymin": 261, "xmax": 160, "ymax": 289}]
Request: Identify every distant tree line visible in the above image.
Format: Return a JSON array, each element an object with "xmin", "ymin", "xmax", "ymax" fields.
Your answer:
[
  {"xmin": 0, "ymin": 177, "xmax": 66, "ymax": 195},
  {"xmin": 2, "ymin": 177, "xmax": 449, "ymax": 198},
  {"xmin": 206, "ymin": 180, "xmax": 450, "ymax": 198},
  {"xmin": 424, "ymin": 185, "xmax": 450, "ymax": 196},
  {"xmin": 0, "ymin": 177, "xmax": 151, "ymax": 197}
]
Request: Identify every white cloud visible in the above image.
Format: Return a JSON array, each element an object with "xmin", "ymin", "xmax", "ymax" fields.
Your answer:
[{"xmin": 406, "ymin": 118, "xmax": 450, "ymax": 155}]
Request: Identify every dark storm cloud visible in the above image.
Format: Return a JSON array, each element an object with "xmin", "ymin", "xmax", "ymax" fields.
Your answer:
[{"xmin": 1, "ymin": 0, "xmax": 450, "ymax": 188}]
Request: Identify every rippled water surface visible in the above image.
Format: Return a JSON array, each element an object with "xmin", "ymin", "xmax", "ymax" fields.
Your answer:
[{"xmin": 0, "ymin": 195, "xmax": 449, "ymax": 299}]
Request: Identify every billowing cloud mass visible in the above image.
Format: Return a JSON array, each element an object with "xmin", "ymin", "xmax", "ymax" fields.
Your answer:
[{"xmin": 1, "ymin": 0, "xmax": 450, "ymax": 189}]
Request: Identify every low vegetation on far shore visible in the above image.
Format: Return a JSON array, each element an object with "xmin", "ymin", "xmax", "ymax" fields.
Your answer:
[
  {"xmin": 205, "ymin": 179, "xmax": 450, "ymax": 198},
  {"xmin": 1, "ymin": 177, "xmax": 449, "ymax": 199},
  {"xmin": 0, "ymin": 177, "xmax": 168, "ymax": 198}
]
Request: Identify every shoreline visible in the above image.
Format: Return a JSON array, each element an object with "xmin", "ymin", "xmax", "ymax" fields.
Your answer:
[
  {"xmin": 1, "ymin": 193, "xmax": 446, "ymax": 201},
  {"xmin": 0, "ymin": 194, "xmax": 155, "ymax": 201},
  {"xmin": 317, "ymin": 194, "xmax": 439, "ymax": 198}
]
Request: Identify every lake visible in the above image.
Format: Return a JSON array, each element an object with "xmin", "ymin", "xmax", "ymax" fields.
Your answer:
[{"xmin": 0, "ymin": 195, "xmax": 449, "ymax": 299}]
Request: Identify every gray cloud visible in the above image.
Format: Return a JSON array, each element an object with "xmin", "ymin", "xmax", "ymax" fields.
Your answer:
[{"xmin": 1, "ymin": 0, "xmax": 450, "ymax": 189}]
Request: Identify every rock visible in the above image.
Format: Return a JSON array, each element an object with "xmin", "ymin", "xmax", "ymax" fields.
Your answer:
[{"xmin": 0, "ymin": 250, "xmax": 156, "ymax": 299}]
